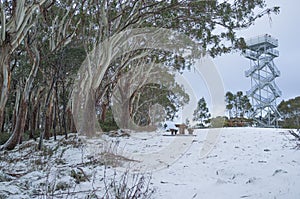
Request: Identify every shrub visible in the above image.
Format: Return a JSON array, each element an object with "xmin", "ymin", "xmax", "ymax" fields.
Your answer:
[{"xmin": 0, "ymin": 132, "xmax": 10, "ymax": 145}]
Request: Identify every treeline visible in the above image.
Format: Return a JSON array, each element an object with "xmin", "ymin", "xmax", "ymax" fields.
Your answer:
[
  {"xmin": 192, "ymin": 92, "xmax": 300, "ymax": 129},
  {"xmin": 192, "ymin": 91, "xmax": 253, "ymax": 128},
  {"xmin": 0, "ymin": 1, "xmax": 279, "ymax": 150}
]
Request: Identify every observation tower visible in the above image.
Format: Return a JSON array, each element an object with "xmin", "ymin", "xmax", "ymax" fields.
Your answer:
[{"xmin": 244, "ymin": 34, "xmax": 281, "ymax": 127}]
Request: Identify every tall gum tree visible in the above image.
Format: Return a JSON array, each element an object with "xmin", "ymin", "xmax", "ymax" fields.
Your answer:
[
  {"xmin": 0, "ymin": 0, "xmax": 46, "ymax": 131},
  {"xmin": 0, "ymin": 0, "xmax": 81, "ymax": 150}
]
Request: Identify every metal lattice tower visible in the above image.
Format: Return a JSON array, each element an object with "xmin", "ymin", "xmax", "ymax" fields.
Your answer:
[{"xmin": 244, "ymin": 34, "xmax": 281, "ymax": 127}]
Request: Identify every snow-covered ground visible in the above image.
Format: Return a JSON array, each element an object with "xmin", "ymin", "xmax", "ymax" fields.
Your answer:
[
  {"xmin": 0, "ymin": 127, "xmax": 299, "ymax": 199},
  {"xmin": 150, "ymin": 128, "xmax": 300, "ymax": 199}
]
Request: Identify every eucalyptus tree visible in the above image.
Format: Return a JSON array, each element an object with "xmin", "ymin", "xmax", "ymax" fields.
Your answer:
[
  {"xmin": 74, "ymin": 0, "xmax": 279, "ymax": 135},
  {"xmin": 36, "ymin": 0, "xmax": 82, "ymax": 149},
  {"xmin": 225, "ymin": 91, "xmax": 252, "ymax": 119},
  {"xmin": 0, "ymin": 0, "xmax": 47, "ymax": 131},
  {"xmin": 0, "ymin": 0, "xmax": 82, "ymax": 150},
  {"xmin": 225, "ymin": 91, "xmax": 234, "ymax": 118},
  {"xmin": 130, "ymin": 72, "xmax": 190, "ymax": 128}
]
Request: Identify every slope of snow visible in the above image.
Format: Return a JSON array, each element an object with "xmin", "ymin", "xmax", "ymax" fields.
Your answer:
[
  {"xmin": 148, "ymin": 128, "xmax": 300, "ymax": 199},
  {"xmin": 0, "ymin": 127, "xmax": 299, "ymax": 199}
]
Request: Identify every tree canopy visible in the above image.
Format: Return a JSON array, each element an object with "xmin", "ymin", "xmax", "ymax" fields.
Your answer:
[
  {"xmin": 225, "ymin": 91, "xmax": 253, "ymax": 119},
  {"xmin": 193, "ymin": 97, "xmax": 211, "ymax": 127}
]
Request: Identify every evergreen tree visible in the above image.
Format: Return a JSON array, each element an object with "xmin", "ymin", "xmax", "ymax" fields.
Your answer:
[
  {"xmin": 225, "ymin": 91, "xmax": 234, "ymax": 118},
  {"xmin": 193, "ymin": 97, "xmax": 211, "ymax": 127},
  {"xmin": 225, "ymin": 91, "xmax": 252, "ymax": 119}
]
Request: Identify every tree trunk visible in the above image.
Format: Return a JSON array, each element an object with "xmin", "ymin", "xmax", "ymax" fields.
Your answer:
[
  {"xmin": 1, "ymin": 98, "xmax": 27, "ymax": 150},
  {"xmin": 53, "ymin": 99, "xmax": 58, "ymax": 141},
  {"xmin": 54, "ymin": 85, "xmax": 63, "ymax": 135},
  {"xmin": 39, "ymin": 81, "xmax": 55, "ymax": 150},
  {"xmin": 81, "ymin": 89, "xmax": 96, "ymax": 137},
  {"xmin": 101, "ymin": 103, "xmax": 108, "ymax": 122},
  {"xmin": 66, "ymin": 107, "xmax": 76, "ymax": 133},
  {"xmin": 30, "ymin": 102, "xmax": 38, "ymax": 140},
  {"xmin": 0, "ymin": 49, "xmax": 11, "ymax": 132},
  {"xmin": 118, "ymin": 81, "xmax": 132, "ymax": 129},
  {"xmin": 61, "ymin": 80, "xmax": 67, "ymax": 139},
  {"xmin": 44, "ymin": 97, "xmax": 53, "ymax": 140},
  {"xmin": 121, "ymin": 99, "xmax": 130, "ymax": 129}
]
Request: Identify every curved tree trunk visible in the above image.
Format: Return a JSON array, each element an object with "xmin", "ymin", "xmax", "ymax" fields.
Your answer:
[
  {"xmin": 0, "ymin": 0, "xmax": 47, "ymax": 133},
  {"xmin": 1, "ymin": 34, "xmax": 40, "ymax": 150}
]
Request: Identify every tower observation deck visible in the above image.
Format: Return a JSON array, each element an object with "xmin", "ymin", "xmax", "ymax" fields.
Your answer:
[{"xmin": 244, "ymin": 34, "xmax": 281, "ymax": 127}]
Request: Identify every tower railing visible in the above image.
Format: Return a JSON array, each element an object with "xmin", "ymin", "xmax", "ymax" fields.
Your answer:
[{"xmin": 246, "ymin": 34, "xmax": 279, "ymax": 48}]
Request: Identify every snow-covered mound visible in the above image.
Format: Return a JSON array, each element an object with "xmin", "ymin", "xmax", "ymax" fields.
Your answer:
[{"xmin": 0, "ymin": 127, "xmax": 299, "ymax": 199}]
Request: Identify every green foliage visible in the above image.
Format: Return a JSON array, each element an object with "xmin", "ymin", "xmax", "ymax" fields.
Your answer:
[
  {"xmin": 144, "ymin": 0, "xmax": 279, "ymax": 57},
  {"xmin": 0, "ymin": 132, "xmax": 10, "ymax": 145},
  {"xmin": 193, "ymin": 97, "xmax": 211, "ymax": 127},
  {"xmin": 131, "ymin": 81, "xmax": 189, "ymax": 126},
  {"xmin": 225, "ymin": 91, "xmax": 253, "ymax": 119},
  {"xmin": 0, "ymin": 129, "xmax": 34, "ymax": 148},
  {"xmin": 99, "ymin": 108, "xmax": 119, "ymax": 132},
  {"xmin": 278, "ymin": 96, "xmax": 300, "ymax": 128}
]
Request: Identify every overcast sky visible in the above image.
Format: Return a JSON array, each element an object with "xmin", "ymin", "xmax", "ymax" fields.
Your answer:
[{"xmin": 214, "ymin": 0, "xmax": 300, "ymax": 101}]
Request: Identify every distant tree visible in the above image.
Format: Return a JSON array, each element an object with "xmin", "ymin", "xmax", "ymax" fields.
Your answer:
[
  {"xmin": 225, "ymin": 91, "xmax": 234, "ymax": 118},
  {"xmin": 225, "ymin": 91, "xmax": 252, "ymax": 118},
  {"xmin": 278, "ymin": 96, "xmax": 300, "ymax": 128},
  {"xmin": 235, "ymin": 91, "xmax": 243, "ymax": 118},
  {"xmin": 110, "ymin": 56, "xmax": 189, "ymax": 130},
  {"xmin": 241, "ymin": 95, "xmax": 253, "ymax": 118},
  {"xmin": 193, "ymin": 97, "xmax": 211, "ymax": 127}
]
